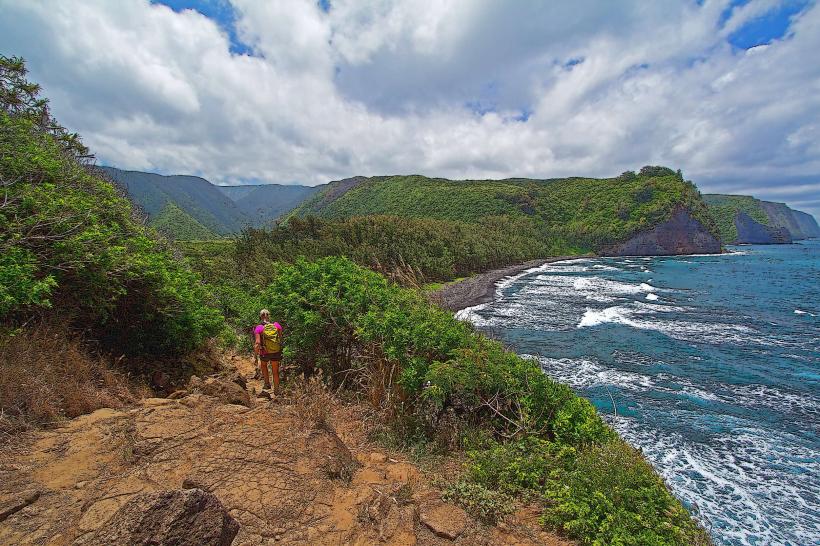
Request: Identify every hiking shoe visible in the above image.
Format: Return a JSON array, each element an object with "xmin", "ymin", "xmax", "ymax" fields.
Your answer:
[
  {"xmin": 257, "ymin": 390, "xmax": 272, "ymax": 400},
  {"xmin": 263, "ymin": 382, "xmax": 272, "ymax": 390}
]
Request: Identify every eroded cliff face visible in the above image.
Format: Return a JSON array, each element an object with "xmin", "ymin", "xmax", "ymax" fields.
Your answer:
[
  {"xmin": 602, "ymin": 206, "xmax": 721, "ymax": 256},
  {"xmin": 793, "ymin": 210, "xmax": 820, "ymax": 238},
  {"xmin": 734, "ymin": 211, "xmax": 792, "ymax": 244}
]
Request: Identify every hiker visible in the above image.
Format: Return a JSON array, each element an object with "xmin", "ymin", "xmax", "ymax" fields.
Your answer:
[{"xmin": 254, "ymin": 309, "xmax": 283, "ymax": 392}]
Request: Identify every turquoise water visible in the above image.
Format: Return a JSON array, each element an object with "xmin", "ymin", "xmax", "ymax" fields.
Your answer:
[{"xmin": 458, "ymin": 240, "xmax": 820, "ymax": 546}]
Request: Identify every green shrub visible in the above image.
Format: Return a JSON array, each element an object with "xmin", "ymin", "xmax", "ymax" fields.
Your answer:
[
  {"xmin": 243, "ymin": 257, "xmax": 706, "ymax": 544},
  {"xmin": 0, "ymin": 56, "xmax": 222, "ymax": 356},
  {"xmin": 443, "ymin": 480, "xmax": 517, "ymax": 524},
  {"xmin": 542, "ymin": 440, "xmax": 710, "ymax": 546}
]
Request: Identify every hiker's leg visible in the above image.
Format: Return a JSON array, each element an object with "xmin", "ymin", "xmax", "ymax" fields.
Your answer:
[
  {"xmin": 271, "ymin": 360, "xmax": 280, "ymax": 392},
  {"xmin": 259, "ymin": 357, "xmax": 272, "ymax": 389}
]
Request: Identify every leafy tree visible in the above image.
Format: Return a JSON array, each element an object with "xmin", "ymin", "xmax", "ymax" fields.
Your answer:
[{"xmin": 0, "ymin": 57, "xmax": 221, "ymax": 355}]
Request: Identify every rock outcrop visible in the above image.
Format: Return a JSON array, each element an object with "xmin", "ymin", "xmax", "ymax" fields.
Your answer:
[
  {"xmin": 603, "ymin": 206, "xmax": 721, "ymax": 256},
  {"xmin": 89, "ymin": 489, "xmax": 239, "ymax": 546},
  {"xmin": 188, "ymin": 375, "xmax": 251, "ymax": 407},
  {"xmin": 734, "ymin": 211, "xmax": 792, "ymax": 244}
]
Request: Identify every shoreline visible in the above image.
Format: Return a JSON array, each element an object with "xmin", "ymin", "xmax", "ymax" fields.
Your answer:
[{"xmin": 429, "ymin": 255, "xmax": 592, "ymax": 312}]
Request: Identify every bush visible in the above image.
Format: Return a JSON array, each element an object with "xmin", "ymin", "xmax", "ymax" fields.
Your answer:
[
  {"xmin": 542, "ymin": 440, "xmax": 710, "ymax": 545},
  {"xmin": 246, "ymin": 257, "xmax": 610, "ymax": 445},
  {"xmin": 232, "ymin": 256, "xmax": 706, "ymax": 545},
  {"xmin": 443, "ymin": 480, "xmax": 516, "ymax": 524},
  {"xmin": 0, "ymin": 56, "xmax": 223, "ymax": 357}
]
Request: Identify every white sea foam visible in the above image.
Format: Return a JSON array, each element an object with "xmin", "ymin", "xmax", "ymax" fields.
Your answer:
[
  {"xmin": 454, "ymin": 303, "xmax": 489, "ymax": 325},
  {"xmin": 611, "ymin": 418, "xmax": 820, "ymax": 546},
  {"xmin": 533, "ymin": 352, "xmax": 819, "ymax": 543},
  {"xmin": 646, "ymin": 293, "xmax": 659, "ymax": 301},
  {"xmin": 794, "ymin": 308, "xmax": 817, "ymax": 317},
  {"xmin": 576, "ymin": 302, "xmax": 756, "ymax": 345}
]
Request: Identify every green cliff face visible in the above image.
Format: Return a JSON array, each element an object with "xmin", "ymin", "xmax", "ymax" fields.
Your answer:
[{"xmin": 291, "ymin": 170, "xmax": 720, "ymax": 253}]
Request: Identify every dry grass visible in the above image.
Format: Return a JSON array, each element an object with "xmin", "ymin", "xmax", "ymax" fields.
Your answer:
[
  {"xmin": 0, "ymin": 324, "xmax": 148, "ymax": 436},
  {"xmin": 285, "ymin": 372, "xmax": 336, "ymax": 429}
]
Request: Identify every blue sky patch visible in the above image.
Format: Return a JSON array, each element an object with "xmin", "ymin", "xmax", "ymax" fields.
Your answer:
[
  {"xmin": 727, "ymin": 0, "xmax": 810, "ymax": 49},
  {"xmin": 151, "ymin": 0, "xmax": 253, "ymax": 55}
]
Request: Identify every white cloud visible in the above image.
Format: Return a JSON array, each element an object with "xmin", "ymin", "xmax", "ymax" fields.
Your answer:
[{"xmin": 0, "ymin": 0, "xmax": 818, "ymax": 217}]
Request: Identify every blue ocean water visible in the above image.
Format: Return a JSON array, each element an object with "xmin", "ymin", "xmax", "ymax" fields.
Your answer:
[{"xmin": 457, "ymin": 240, "xmax": 820, "ymax": 546}]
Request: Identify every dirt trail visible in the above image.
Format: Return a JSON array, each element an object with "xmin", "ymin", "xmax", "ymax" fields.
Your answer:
[{"xmin": 0, "ymin": 356, "xmax": 571, "ymax": 545}]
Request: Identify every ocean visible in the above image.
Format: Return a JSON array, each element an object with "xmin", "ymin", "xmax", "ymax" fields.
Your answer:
[{"xmin": 456, "ymin": 240, "xmax": 820, "ymax": 546}]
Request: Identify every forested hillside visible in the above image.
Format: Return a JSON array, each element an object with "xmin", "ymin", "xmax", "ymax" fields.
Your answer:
[
  {"xmin": 100, "ymin": 166, "xmax": 251, "ymax": 234},
  {"xmin": 290, "ymin": 168, "xmax": 720, "ymax": 253},
  {"xmin": 150, "ymin": 202, "xmax": 217, "ymax": 241},
  {"xmin": 704, "ymin": 194, "xmax": 820, "ymax": 243},
  {"xmin": 102, "ymin": 167, "xmax": 321, "ymax": 235},
  {"xmin": 229, "ymin": 183, "xmax": 321, "ymax": 226}
]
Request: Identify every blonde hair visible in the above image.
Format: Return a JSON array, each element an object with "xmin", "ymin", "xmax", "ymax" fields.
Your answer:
[{"xmin": 259, "ymin": 309, "xmax": 270, "ymax": 321}]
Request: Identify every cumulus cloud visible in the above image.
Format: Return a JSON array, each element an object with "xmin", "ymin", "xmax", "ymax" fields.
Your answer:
[{"xmin": 0, "ymin": 0, "xmax": 818, "ymax": 217}]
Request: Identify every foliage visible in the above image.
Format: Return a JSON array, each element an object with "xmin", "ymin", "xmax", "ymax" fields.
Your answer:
[
  {"xmin": 542, "ymin": 440, "xmax": 710, "ymax": 546},
  {"xmin": 443, "ymin": 480, "xmax": 517, "ymax": 524},
  {"xmin": 207, "ymin": 256, "xmax": 704, "ymax": 544},
  {"xmin": 234, "ymin": 214, "xmax": 574, "ymax": 286},
  {"xmin": 290, "ymin": 170, "xmax": 720, "ymax": 252},
  {"xmin": 0, "ymin": 56, "xmax": 222, "ymax": 356},
  {"xmin": 150, "ymin": 202, "xmax": 217, "ymax": 241},
  {"xmin": 0, "ymin": 55, "xmax": 88, "ymax": 157},
  {"xmin": 703, "ymin": 194, "xmax": 770, "ymax": 243}
]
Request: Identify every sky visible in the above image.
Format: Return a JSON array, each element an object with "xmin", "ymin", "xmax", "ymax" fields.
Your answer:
[{"xmin": 1, "ymin": 0, "xmax": 819, "ymax": 219}]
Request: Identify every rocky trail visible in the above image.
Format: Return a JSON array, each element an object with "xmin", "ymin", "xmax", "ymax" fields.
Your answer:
[{"xmin": 0, "ymin": 356, "xmax": 571, "ymax": 545}]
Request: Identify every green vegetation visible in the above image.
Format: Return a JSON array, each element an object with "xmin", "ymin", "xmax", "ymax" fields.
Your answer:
[
  {"xmin": 2, "ymin": 56, "xmax": 709, "ymax": 544},
  {"xmin": 101, "ymin": 167, "xmax": 320, "ymax": 238},
  {"xmin": 291, "ymin": 169, "xmax": 719, "ymax": 252},
  {"xmin": 0, "ymin": 56, "xmax": 222, "ymax": 356},
  {"xmin": 704, "ymin": 194, "xmax": 820, "ymax": 242},
  {"xmin": 233, "ymin": 215, "xmax": 576, "ymax": 285},
  {"xmin": 150, "ymin": 202, "xmax": 217, "ymax": 240},
  {"xmin": 100, "ymin": 166, "xmax": 251, "ymax": 235},
  {"xmin": 703, "ymin": 194, "xmax": 769, "ymax": 243},
  {"xmin": 209, "ymin": 256, "xmax": 708, "ymax": 545}
]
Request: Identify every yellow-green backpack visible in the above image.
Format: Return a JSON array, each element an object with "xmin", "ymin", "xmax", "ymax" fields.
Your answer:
[{"xmin": 261, "ymin": 323, "xmax": 282, "ymax": 353}]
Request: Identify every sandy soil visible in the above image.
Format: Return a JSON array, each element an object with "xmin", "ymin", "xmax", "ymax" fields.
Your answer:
[{"xmin": 0, "ymin": 355, "xmax": 572, "ymax": 545}]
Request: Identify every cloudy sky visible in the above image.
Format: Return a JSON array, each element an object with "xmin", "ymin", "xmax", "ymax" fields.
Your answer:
[{"xmin": 1, "ymin": 0, "xmax": 819, "ymax": 218}]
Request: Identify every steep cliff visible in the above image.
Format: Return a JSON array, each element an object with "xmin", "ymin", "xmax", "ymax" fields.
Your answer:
[
  {"xmin": 734, "ymin": 211, "xmax": 792, "ymax": 244},
  {"xmin": 602, "ymin": 206, "xmax": 721, "ymax": 256},
  {"xmin": 793, "ymin": 210, "xmax": 820, "ymax": 238},
  {"xmin": 705, "ymin": 194, "xmax": 819, "ymax": 243}
]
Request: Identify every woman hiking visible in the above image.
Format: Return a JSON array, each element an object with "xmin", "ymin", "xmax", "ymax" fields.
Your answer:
[{"xmin": 254, "ymin": 309, "xmax": 283, "ymax": 392}]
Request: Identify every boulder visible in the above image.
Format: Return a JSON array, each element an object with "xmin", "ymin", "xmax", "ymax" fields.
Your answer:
[
  {"xmin": 88, "ymin": 488, "xmax": 239, "ymax": 546},
  {"xmin": 189, "ymin": 376, "xmax": 251, "ymax": 407},
  {"xmin": 419, "ymin": 500, "xmax": 469, "ymax": 539}
]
